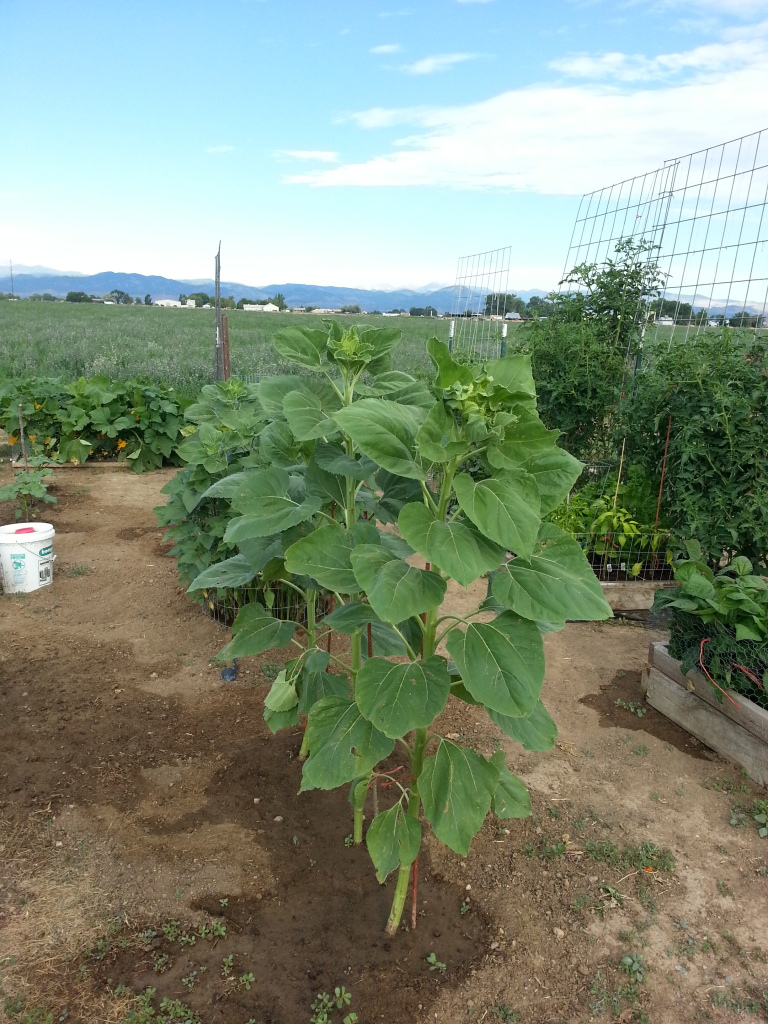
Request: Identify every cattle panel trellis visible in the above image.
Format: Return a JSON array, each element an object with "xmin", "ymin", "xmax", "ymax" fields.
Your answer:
[
  {"xmin": 449, "ymin": 245, "xmax": 514, "ymax": 361},
  {"xmin": 563, "ymin": 128, "xmax": 768, "ymax": 343}
]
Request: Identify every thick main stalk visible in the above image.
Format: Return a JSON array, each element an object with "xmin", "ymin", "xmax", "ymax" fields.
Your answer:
[{"xmin": 385, "ymin": 728, "xmax": 427, "ymax": 936}]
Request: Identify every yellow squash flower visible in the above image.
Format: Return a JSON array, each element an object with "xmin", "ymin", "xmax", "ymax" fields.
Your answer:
[{"xmin": 117, "ymin": 438, "xmax": 127, "ymax": 450}]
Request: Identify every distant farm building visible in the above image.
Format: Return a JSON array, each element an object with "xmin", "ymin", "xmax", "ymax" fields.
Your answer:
[{"xmin": 242, "ymin": 302, "xmax": 280, "ymax": 312}]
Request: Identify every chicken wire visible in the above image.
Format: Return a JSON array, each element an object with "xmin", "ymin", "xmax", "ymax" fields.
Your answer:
[{"xmin": 668, "ymin": 610, "xmax": 768, "ymax": 712}]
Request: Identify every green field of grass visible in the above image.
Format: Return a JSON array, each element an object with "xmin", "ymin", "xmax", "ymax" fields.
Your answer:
[{"xmin": 0, "ymin": 303, "xmax": 457, "ymax": 393}]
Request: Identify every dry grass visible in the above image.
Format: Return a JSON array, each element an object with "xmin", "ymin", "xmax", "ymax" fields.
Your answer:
[{"xmin": 0, "ymin": 816, "xmax": 133, "ymax": 1023}]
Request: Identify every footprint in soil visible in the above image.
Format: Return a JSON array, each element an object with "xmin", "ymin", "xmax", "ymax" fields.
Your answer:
[
  {"xmin": 579, "ymin": 670, "xmax": 714, "ymax": 759},
  {"xmin": 100, "ymin": 734, "xmax": 491, "ymax": 1024}
]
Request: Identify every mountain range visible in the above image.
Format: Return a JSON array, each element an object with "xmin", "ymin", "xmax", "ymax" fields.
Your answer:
[{"xmin": 0, "ymin": 267, "xmax": 547, "ymax": 313}]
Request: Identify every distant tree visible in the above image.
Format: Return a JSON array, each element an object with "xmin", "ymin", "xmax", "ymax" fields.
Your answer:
[
  {"xmin": 526, "ymin": 295, "xmax": 555, "ymax": 318},
  {"xmin": 104, "ymin": 289, "xmax": 131, "ymax": 304},
  {"xmin": 123, "ymin": 295, "xmax": 134, "ymax": 305},
  {"xmin": 188, "ymin": 291, "xmax": 211, "ymax": 307},
  {"xmin": 370, "ymin": 309, "xmax": 381, "ymax": 316},
  {"xmin": 269, "ymin": 292, "xmax": 287, "ymax": 310},
  {"xmin": 729, "ymin": 310, "xmax": 757, "ymax": 328},
  {"xmin": 236, "ymin": 297, "xmax": 259, "ymax": 309},
  {"xmin": 710, "ymin": 314, "xmax": 726, "ymax": 325},
  {"xmin": 65, "ymin": 290, "xmax": 91, "ymax": 303},
  {"xmin": 340, "ymin": 304, "xmax": 362, "ymax": 314},
  {"xmin": 144, "ymin": 294, "xmax": 152, "ymax": 305},
  {"xmin": 178, "ymin": 294, "xmax": 189, "ymax": 304},
  {"xmin": 484, "ymin": 293, "xmax": 525, "ymax": 317},
  {"xmin": 305, "ymin": 305, "xmax": 317, "ymax": 312},
  {"xmin": 410, "ymin": 307, "xmax": 426, "ymax": 317}
]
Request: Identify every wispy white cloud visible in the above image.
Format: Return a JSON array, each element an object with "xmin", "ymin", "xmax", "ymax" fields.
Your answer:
[
  {"xmin": 551, "ymin": 21, "xmax": 768, "ymax": 80},
  {"xmin": 401, "ymin": 52, "xmax": 478, "ymax": 74},
  {"xmin": 275, "ymin": 150, "xmax": 339, "ymax": 162},
  {"xmin": 286, "ymin": 31, "xmax": 768, "ymax": 194},
  {"xmin": 205, "ymin": 145, "xmax": 235, "ymax": 153},
  {"xmin": 371, "ymin": 43, "xmax": 403, "ymax": 54}
]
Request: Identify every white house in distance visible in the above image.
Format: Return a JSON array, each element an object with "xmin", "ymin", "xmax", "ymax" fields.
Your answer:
[
  {"xmin": 155, "ymin": 298, "xmax": 196, "ymax": 308},
  {"xmin": 242, "ymin": 302, "xmax": 280, "ymax": 312}
]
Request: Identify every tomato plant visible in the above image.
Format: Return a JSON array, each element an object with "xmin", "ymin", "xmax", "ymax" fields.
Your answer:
[
  {"xmin": 623, "ymin": 331, "xmax": 768, "ymax": 569},
  {"xmin": 185, "ymin": 321, "xmax": 611, "ymax": 935}
]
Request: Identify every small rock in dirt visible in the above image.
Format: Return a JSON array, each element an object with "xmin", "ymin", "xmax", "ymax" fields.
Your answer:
[
  {"xmin": 589, "ymin": 875, "xmax": 598, "ymax": 883},
  {"xmin": 578, "ymin": 964, "xmax": 590, "ymax": 976},
  {"xmin": 675, "ymin": 964, "xmax": 687, "ymax": 975},
  {"xmin": 465, "ymin": 884, "xmax": 471, "ymax": 891},
  {"xmin": 150, "ymin": 672, "xmax": 157, "ymax": 679},
  {"xmin": 553, "ymin": 928, "xmax": 565, "ymax": 940},
  {"xmin": 273, "ymin": 815, "xmax": 283, "ymax": 822},
  {"xmin": 490, "ymin": 941, "xmax": 499, "ymax": 950},
  {"xmin": 253, "ymin": 797, "xmax": 260, "ymax": 804}
]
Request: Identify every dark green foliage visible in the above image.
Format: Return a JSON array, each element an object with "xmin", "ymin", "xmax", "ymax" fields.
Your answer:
[
  {"xmin": 624, "ymin": 331, "xmax": 768, "ymax": 568},
  {"xmin": 515, "ymin": 320, "xmax": 625, "ymax": 460},
  {"xmin": 0, "ymin": 376, "xmax": 188, "ymax": 472},
  {"xmin": 653, "ymin": 544, "xmax": 768, "ymax": 710},
  {"xmin": 163, "ymin": 320, "xmax": 611, "ymax": 936}
]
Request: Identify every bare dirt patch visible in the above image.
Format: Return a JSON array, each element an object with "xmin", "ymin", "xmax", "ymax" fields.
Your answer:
[{"xmin": 1, "ymin": 465, "xmax": 767, "ymax": 1024}]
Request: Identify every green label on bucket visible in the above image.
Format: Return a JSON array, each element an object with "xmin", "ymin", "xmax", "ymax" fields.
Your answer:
[
  {"xmin": 39, "ymin": 545, "xmax": 53, "ymax": 557},
  {"xmin": 11, "ymin": 553, "xmax": 26, "ymax": 584}
]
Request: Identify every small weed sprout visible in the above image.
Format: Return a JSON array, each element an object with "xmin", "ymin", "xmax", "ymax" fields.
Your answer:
[
  {"xmin": 162, "ymin": 921, "xmax": 181, "ymax": 942},
  {"xmin": 615, "ymin": 698, "xmax": 646, "ymax": 718},
  {"xmin": 426, "ymin": 952, "xmax": 446, "ymax": 973},
  {"xmin": 490, "ymin": 1007, "xmax": 521, "ymax": 1023},
  {"xmin": 238, "ymin": 972, "xmax": 255, "ymax": 991},
  {"xmin": 221, "ymin": 954, "xmax": 234, "ymax": 979},
  {"xmin": 620, "ymin": 953, "xmax": 647, "ymax": 983}
]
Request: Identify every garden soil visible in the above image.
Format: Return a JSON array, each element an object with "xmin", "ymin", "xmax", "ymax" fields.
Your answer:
[{"xmin": 1, "ymin": 465, "xmax": 767, "ymax": 1024}]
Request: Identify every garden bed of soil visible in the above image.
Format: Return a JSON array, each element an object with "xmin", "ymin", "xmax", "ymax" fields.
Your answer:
[{"xmin": 1, "ymin": 464, "xmax": 767, "ymax": 1024}]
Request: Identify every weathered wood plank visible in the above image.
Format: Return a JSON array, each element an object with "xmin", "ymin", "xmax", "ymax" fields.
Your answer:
[
  {"xmin": 648, "ymin": 642, "xmax": 768, "ymax": 746},
  {"xmin": 644, "ymin": 666, "xmax": 768, "ymax": 786}
]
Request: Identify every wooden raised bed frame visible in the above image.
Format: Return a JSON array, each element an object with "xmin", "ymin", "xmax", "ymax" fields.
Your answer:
[{"xmin": 641, "ymin": 641, "xmax": 768, "ymax": 786}]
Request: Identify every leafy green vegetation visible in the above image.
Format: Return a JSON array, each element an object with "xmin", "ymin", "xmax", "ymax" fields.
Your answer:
[
  {"xmin": 654, "ymin": 542, "xmax": 768, "ymax": 710},
  {"xmin": 164, "ymin": 319, "xmax": 611, "ymax": 934},
  {"xmin": 0, "ymin": 376, "xmax": 187, "ymax": 472},
  {"xmin": 0, "ymin": 301, "xmax": 452, "ymax": 393},
  {"xmin": 0, "ymin": 465, "xmax": 57, "ymax": 518}
]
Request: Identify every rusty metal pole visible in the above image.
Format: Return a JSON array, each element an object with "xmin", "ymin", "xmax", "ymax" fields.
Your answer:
[{"xmin": 221, "ymin": 313, "xmax": 230, "ymax": 380}]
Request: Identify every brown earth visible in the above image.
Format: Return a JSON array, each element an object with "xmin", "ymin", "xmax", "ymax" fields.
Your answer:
[{"xmin": 1, "ymin": 464, "xmax": 767, "ymax": 1024}]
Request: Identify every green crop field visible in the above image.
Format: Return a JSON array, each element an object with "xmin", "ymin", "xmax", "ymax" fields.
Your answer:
[{"xmin": 0, "ymin": 302, "xmax": 460, "ymax": 394}]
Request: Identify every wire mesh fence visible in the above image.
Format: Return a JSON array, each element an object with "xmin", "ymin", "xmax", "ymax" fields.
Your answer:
[
  {"xmin": 563, "ymin": 127, "xmax": 768, "ymax": 346},
  {"xmin": 668, "ymin": 611, "xmax": 768, "ymax": 712},
  {"xmin": 569, "ymin": 532, "xmax": 674, "ymax": 583},
  {"xmin": 449, "ymin": 245, "xmax": 514, "ymax": 361}
]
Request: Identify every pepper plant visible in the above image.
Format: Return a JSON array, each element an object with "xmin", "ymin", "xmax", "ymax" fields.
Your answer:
[{"xmin": 195, "ymin": 321, "xmax": 612, "ymax": 935}]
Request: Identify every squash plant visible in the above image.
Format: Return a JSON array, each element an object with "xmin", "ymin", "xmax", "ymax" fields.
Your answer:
[{"xmin": 195, "ymin": 321, "xmax": 612, "ymax": 935}]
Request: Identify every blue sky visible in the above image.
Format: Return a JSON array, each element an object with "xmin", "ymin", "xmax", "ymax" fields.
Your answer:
[{"xmin": 2, "ymin": 0, "xmax": 767, "ymax": 291}]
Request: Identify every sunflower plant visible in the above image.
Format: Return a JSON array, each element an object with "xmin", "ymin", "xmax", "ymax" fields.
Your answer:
[{"xmin": 193, "ymin": 321, "xmax": 612, "ymax": 935}]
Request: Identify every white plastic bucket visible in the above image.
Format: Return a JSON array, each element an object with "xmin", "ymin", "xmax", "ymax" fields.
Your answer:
[{"xmin": 0, "ymin": 522, "xmax": 56, "ymax": 595}]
